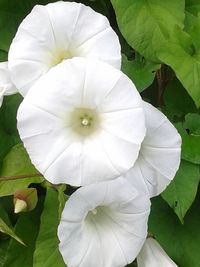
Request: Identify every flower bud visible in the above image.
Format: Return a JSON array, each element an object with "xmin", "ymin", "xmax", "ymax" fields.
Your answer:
[
  {"xmin": 13, "ymin": 188, "xmax": 38, "ymax": 213},
  {"xmin": 14, "ymin": 199, "xmax": 27, "ymax": 213},
  {"xmin": 137, "ymin": 237, "xmax": 178, "ymax": 267}
]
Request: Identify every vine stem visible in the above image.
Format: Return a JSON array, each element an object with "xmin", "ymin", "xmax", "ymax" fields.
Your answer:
[{"xmin": 0, "ymin": 173, "xmax": 42, "ymax": 182}]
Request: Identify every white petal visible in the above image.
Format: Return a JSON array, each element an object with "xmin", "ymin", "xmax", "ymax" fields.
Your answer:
[
  {"xmin": 137, "ymin": 238, "xmax": 178, "ymax": 267},
  {"xmin": 17, "ymin": 58, "xmax": 145, "ymax": 186},
  {"xmin": 125, "ymin": 101, "xmax": 181, "ymax": 197},
  {"xmin": 0, "ymin": 62, "xmax": 18, "ymax": 95},
  {"xmin": 8, "ymin": 1, "xmax": 121, "ymax": 96},
  {"xmin": 58, "ymin": 178, "xmax": 151, "ymax": 267}
]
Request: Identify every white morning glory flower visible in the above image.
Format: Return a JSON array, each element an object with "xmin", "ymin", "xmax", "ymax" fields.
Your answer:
[
  {"xmin": 8, "ymin": 1, "xmax": 121, "ymax": 96},
  {"xmin": 0, "ymin": 62, "xmax": 18, "ymax": 107},
  {"xmin": 124, "ymin": 101, "xmax": 181, "ymax": 197},
  {"xmin": 58, "ymin": 177, "xmax": 151, "ymax": 267},
  {"xmin": 137, "ymin": 237, "xmax": 178, "ymax": 267},
  {"xmin": 17, "ymin": 57, "xmax": 146, "ymax": 186}
]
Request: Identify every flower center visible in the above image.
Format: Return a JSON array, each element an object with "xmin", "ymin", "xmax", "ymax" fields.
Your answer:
[
  {"xmin": 50, "ymin": 50, "xmax": 76, "ymax": 67},
  {"xmin": 80, "ymin": 113, "xmax": 93, "ymax": 128},
  {"xmin": 81, "ymin": 118, "xmax": 89, "ymax": 126},
  {"xmin": 69, "ymin": 108, "xmax": 100, "ymax": 137},
  {"xmin": 85, "ymin": 206, "xmax": 111, "ymax": 227},
  {"xmin": 91, "ymin": 208, "xmax": 97, "ymax": 215}
]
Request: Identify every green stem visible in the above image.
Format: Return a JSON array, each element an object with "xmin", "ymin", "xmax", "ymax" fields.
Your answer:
[{"xmin": 0, "ymin": 173, "xmax": 42, "ymax": 182}]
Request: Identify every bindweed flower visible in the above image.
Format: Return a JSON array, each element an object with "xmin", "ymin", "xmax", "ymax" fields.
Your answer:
[
  {"xmin": 124, "ymin": 101, "xmax": 181, "ymax": 197},
  {"xmin": 58, "ymin": 178, "xmax": 151, "ymax": 267},
  {"xmin": 0, "ymin": 62, "xmax": 18, "ymax": 107},
  {"xmin": 137, "ymin": 237, "xmax": 178, "ymax": 267},
  {"xmin": 17, "ymin": 57, "xmax": 146, "ymax": 186},
  {"xmin": 8, "ymin": 1, "xmax": 121, "ymax": 96}
]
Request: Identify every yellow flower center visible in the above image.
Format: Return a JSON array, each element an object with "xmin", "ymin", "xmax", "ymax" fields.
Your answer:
[
  {"xmin": 50, "ymin": 50, "xmax": 76, "ymax": 67},
  {"xmin": 69, "ymin": 108, "xmax": 100, "ymax": 137}
]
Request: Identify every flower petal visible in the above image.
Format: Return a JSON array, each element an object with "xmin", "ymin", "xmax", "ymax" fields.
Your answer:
[
  {"xmin": 8, "ymin": 1, "xmax": 121, "ymax": 96},
  {"xmin": 17, "ymin": 58, "xmax": 145, "ymax": 186},
  {"xmin": 58, "ymin": 178, "xmax": 151, "ymax": 267},
  {"xmin": 0, "ymin": 62, "xmax": 18, "ymax": 95},
  {"xmin": 137, "ymin": 238, "xmax": 178, "ymax": 267},
  {"xmin": 125, "ymin": 101, "xmax": 181, "ymax": 197}
]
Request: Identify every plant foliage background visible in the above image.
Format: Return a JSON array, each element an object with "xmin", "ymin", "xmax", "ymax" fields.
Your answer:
[{"xmin": 0, "ymin": 0, "xmax": 200, "ymax": 266}]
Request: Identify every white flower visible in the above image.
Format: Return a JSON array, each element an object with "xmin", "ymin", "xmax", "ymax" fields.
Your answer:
[
  {"xmin": 137, "ymin": 237, "xmax": 178, "ymax": 267},
  {"xmin": 0, "ymin": 62, "xmax": 18, "ymax": 107},
  {"xmin": 58, "ymin": 177, "xmax": 151, "ymax": 267},
  {"xmin": 124, "ymin": 101, "xmax": 181, "ymax": 197},
  {"xmin": 8, "ymin": 1, "xmax": 121, "ymax": 96},
  {"xmin": 17, "ymin": 57, "xmax": 146, "ymax": 186}
]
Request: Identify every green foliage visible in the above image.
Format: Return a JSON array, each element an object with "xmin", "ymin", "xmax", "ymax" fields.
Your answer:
[
  {"xmin": 111, "ymin": 0, "xmax": 185, "ymax": 62},
  {"xmin": 162, "ymin": 78, "xmax": 197, "ymax": 120},
  {"xmin": 0, "ymin": 204, "xmax": 24, "ymax": 245},
  {"xmin": 0, "ymin": 94, "xmax": 22, "ymax": 167},
  {"xmin": 175, "ymin": 117, "xmax": 200, "ymax": 164},
  {"xmin": 185, "ymin": 0, "xmax": 200, "ymax": 16},
  {"xmin": 157, "ymin": 25, "xmax": 200, "ymax": 107},
  {"xmin": 0, "ymin": 217, "xmax": 25, "ymax": 245},
  {"xmin": 122, "ymin": 54, "xmax": 160, "ymax": 92},
  {"xmin": 149, "ymin": 194, "xmax": 200, "ymax": 267},
  {"xmin": 0, "ymin": 144, "xmax": 44, "ymax": 197},
  {"xmin": 33, "ymin": 188, "xmax": 66, "ymax": 267},
  {"xmin": 1, "ymin": 198, "xmax": 44, "ymax": 267},
  {"xmin": 162, "ymin": 160, "xmax": 200, "ymax": 223},
  {"xmin": 112, "ymin": 0, "xmax": 200, "ymax": 107}
]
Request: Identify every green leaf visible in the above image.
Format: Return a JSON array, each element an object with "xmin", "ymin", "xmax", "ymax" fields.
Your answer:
[
  {"xmin": 158, "ymin": 18, "xmax": 200, "ymax": 107},
  {"xmin": 184, "ymin": 113, "xmax": 200, "ymax": 135},
  {"xmin": 0, "ymin": 49, "xmax": 7, "ymax": 61},
  {"xmin": 149, "ymin": 193, "xmax": 200, "ymax": 267},
  {"xmin": 111, "ymin": 0, "xmax": 185, "ymax": 62},
  {"xmin": 122, "ymin": 54, "xmax": 160, "ymax": 92},
  {"xmin": 57, "ymin": 185, "xmax": 67, "ymax": 220},
  {"xmin": 0, "ymin": 94, "xmax": 22, "ymax": 167},
  {"xmin": 2, "ymin": 198, "xmax": 44, "ymax": 267},
  {"xmin": 33, "ymin": 188, "xmax": 66, "ymax": 267},
  {"xmin": 185, "ymin": 0, "xmax": 200, "ymax": 17},
  {"xmin": 0, "ymin": 144, "xmax": 44, "ymax": 197},
  {"xmin": 0, "ymin": 204, "xmax": 24, "ymax": 246},
  {"xmin": 162, "ymin": 160, "xmax": 200, "ymax": 223},
  {"xmin": 0, "ymin": 217, "xmax": 25, "ymax": 245},
  {"xmin": 175, "ymin": 114, "xmax": 200, "ymax": 164},
  {"xmin": 0, "ymin": 238, "xmax": 9, "ymax": 267},
  {"xmin": 162, "ymin": 78, "xmax": 197, "ymax": 121}
]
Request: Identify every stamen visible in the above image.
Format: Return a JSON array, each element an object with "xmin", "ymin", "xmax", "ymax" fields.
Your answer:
[
  {"xmin": 91, "ymin": 208, "xmax": 97, "ymax": 215},
  {"xmin": 82, "ymin": 118, "xmax": 89, "ymax": 126}
]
